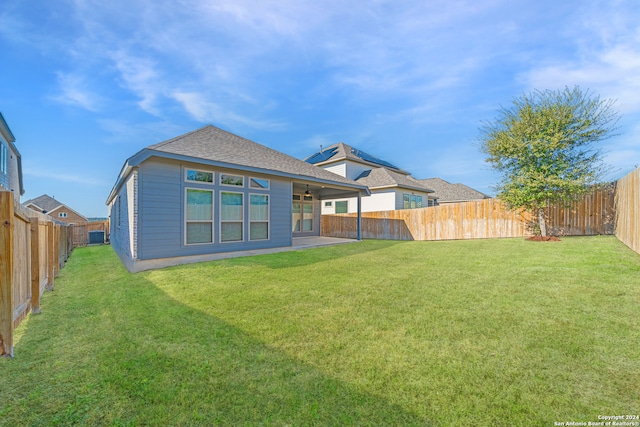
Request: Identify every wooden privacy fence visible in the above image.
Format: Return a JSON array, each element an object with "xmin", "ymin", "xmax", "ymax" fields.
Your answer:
[
  {"xmin": 0, "ymin": 191, "xmax": 73, "ymax": 357},
  {"xmin": 72, "ymin": 220, "xmax": 109, "ymax": 247},
  {"xmin": 322, "ymin": 198, "xmax": 533, "ymax": 241},
  {"xmin": 545, "ymin": 188, "xmax": 616, "ymax": 236},
  {"xmin": 615, "ymin": 167, "xmax": 640, "ymax": 254},
  {"xmin": 322, "ymin": 189, "xmax": 616, "ymax": 241}
]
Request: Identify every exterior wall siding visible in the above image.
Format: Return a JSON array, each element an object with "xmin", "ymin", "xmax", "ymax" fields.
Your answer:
[
  {"xmin": 394, "ymin": 189, "xmax": 432, "ymax": 210},
  {"xmin": 322, "ymin": 162, "xmax": 346, "ymax": 178},
  {"xmin": 321, "ymin": 189, "xmax": 435, "ymax": 214},
  {"xmin": 127, "ymin": 170, "xmax": 138, "ymax": 259},
  {"xmin": 344, "ymin": 160, "xmax": 373, "ymax": 181},
  {"xmin": 137, "ymin": 159, "xmax": 182, "ymax": 260},
  {"xmin": 49, "ymin": 208, "xmax": 87, "ymax": 224},
  {"xmin": 321, "ymin": 190, "xmax": 397, "ymax": 214},
  {"xmin": 109, "ymin": 172, "xmax": 135, "ymax": 268},
  {"xmin": 0, "ymin": 139, "xmax": 21, "ymax": 201},
  {"xmin": 135, "ymin": 158, "xmax": 294, "ymax": 261}
]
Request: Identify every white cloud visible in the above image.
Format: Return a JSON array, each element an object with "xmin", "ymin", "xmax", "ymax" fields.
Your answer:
[
  {"xmin": 171, "ymin": 91, "xmax": 286, "ymax": 131},
  {"xmin": 521, "ymin": 44, "xmax": 640, "ymax": 114},
  {"xmin": 518, "ymin": 2, "xmax": 640, "ymax": 112},
  {"xmin": 52, "ymin": 72, "xmax": 102, "ymax": 111},
  {"xmin": 24, "ymin": 167, "xmax": 109, "ymax": 187},
  {"xmin": 110, "ymin": 51, "xmax": 161, "ymax": 114}
]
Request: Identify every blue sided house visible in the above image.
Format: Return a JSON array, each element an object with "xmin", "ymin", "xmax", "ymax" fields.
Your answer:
[{"xmin": 106, "ymin": 125, "xmax": 369, "ymax": 272}]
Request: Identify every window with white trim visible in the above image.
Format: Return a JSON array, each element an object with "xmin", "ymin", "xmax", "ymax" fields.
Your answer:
[
  {"xmin": 221, "ymin": 174, "xmax": 243, "ymax": 187},
  {"xmin": 185, "ymin": 169, "xmax": 213, "ymax": 184},
  {"xmin": 185, "ymin": 188, "xmax": 214, "ymax": 244},
  {"xmin": 0, "ymin": 143, "xmax": 8, "ymax": 190},
  {"xmin": 0, "ymin": 143, "xmax": 7, "ymax": 174},
  {"xmin": 58, "ymin": 212, "xmax": 68, "ymax": 218},
  {"xmin": 221, "ymin": 191, "xmax": 243, "ymax": 242},
  {"xmin": 249, "ymin": 177, "xmax": 269, "ymax": 190},
  {"xmin": 403, "ymin": 193, "xmax": 423, "ymax": 209},
  {"xmin": 249, "ymin": 194, "xmax": 269, "ymax": 240},
  {"xmin": 292, "ymin": 194, "xmax": 313, "ymax": 232},
  {"xmin": 335, "ymin": 200, "xmax": 348, "ymax": 214}
]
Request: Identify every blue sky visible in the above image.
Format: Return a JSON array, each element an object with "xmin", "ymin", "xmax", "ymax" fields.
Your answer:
[{"xmin": 1, "ymin": 0, "xmax": 639, "ymax": 217}]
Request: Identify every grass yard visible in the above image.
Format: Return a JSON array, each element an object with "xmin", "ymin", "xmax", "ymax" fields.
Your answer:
[{"xmin": 1, "ymin": 236, "xmax": 639, "ymax": 426}]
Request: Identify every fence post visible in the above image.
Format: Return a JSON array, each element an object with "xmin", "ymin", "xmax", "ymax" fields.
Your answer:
[
  {"xmin": 46, "ymin": 221, "xmax": 54, "ymax": 291},
  {"xmin": 30, "ymin": 217, "xmax": 41, "ymax": 315},
  {"xmin": 54, "ymin": 224, "xmax": 60, "ymax": 276},
  {"xmin": 0, "ymin": 192, "xmax": 15, "ymax": 357}
]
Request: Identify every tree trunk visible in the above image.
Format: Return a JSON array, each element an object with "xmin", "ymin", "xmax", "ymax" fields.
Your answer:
[{"xmin": 538, "ymin": 208, "xmax": 547, "ymax": 237}]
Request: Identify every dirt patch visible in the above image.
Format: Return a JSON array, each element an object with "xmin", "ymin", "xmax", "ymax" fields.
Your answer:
[{"xmin": 526, "ymin": 235, "xmax": 561, "ymax": 241}]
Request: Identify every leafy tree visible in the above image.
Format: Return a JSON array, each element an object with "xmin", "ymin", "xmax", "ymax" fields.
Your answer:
[{"xmin": 480, "ymin": 86, "xmax": 619, "ymax": 236}]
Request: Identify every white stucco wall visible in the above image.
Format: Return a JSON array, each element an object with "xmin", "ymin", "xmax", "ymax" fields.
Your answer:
[{"xmin": 321, "ymin": 189, "xmax": 397, "ymax": 214}]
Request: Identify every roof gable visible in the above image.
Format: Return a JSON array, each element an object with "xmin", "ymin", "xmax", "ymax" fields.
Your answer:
[
  {"xmin": 108, "ymin": 126, "xmax": 369, "ymax": 204},
  {"xmin": 305, "ymin": 142, "xmax": 405, "ymax": 172},
  {"xmin": 0, "ymin": 112, "xmax": 16, "ymax": 143},
  {"xmin": 23, "ymin": 194, "xmax": 88, "ymax": 220},
  {"xmin": 419, "ymin": 178, "xmax": 489, "ymax": 202},
  {"xmin": 356, "ymin": 167, "xmax": 434, "ymax": 193}
]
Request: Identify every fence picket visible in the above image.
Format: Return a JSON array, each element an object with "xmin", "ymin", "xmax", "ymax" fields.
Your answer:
[
  {"xmin": 0, "ymin": 191, "xmax": 74, "ymax": 357},
  {"xmin": 322, "ymin": 189, "xmax": 616, "ymax": 241}
]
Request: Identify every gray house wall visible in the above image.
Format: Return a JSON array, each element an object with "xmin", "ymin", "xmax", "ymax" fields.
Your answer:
[
  {"xmin": 133, "ymin": 158, "xmax": 294, "ymax": 262},
  {"xmin": 109, "ymin": 170, "xmax": 137, "ymax": 270},
  {"xmin": 0, "ymin": 135, "xmax": 21, "ymax": 200}
]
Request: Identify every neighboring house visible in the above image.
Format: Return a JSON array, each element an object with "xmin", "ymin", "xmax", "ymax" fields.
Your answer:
[
  {"xmin": 106, "ymin": 125, "xmax": 369, "ymax": 272},
  {"xmin": 24, "ymin": 194, "xmax": 89, "ymax": 223},
  {"xmin": 0, "ymin": 112, "xmax": 25, "ymax": 201},
  {"xmin": 304, "ymin": 142, "xmax": 435, "ymax": 214},
  {"xmin": 418, "ymin": 177, "xmax": 490, "ymax": 203},
  {"xmin": 24, "ymin": 194, "xmax": 109, "ymax": 245}
]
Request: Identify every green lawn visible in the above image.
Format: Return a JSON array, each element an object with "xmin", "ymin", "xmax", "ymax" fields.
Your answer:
[{"xmin": 1, "ymin": 237, "xmax": 639, "ymax": 426}]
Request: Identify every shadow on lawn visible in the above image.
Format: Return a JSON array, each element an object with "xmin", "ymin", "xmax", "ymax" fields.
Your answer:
[
  {"xmin": 6, "ymin": 248, "xmax": 430, "ymax": 426},
  {"xmin": 100, "ymin": 276, "xmax": 429, "ymax": 425}
]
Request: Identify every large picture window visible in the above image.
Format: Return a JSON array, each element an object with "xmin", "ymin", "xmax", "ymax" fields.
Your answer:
[
  {"xmin": 221, "ymin": 192, "xmax": 243, "ymax": 242},
  {"xmin": 186, "ymin": 189, "xmax": 213, "ymax": 244},
  {"xmin": 250, "ymin": 194, "xmax": 269, "ymax": 240}
]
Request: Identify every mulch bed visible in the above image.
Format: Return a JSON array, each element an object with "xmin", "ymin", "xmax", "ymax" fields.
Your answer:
[{"xmin": 526, "ymin": 235, "xmax": 561, "ymax": 241}]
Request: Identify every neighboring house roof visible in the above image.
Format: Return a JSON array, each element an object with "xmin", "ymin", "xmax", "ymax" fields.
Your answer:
[
  {"xmin": 23, "ymin": 194, "xmax": 89, "ymax": 221},
  {"xmin": 107, "ymin": 125, "xmax": 369, "ymax": 204},
  {"xmin": 355, "ymin": 167, "xmax": 434, "ymax": 194},
  {"xmin": 304, "ymin": 142, "xmax": 407, "ymax": 173},
  {"xmin": 418, "ymin": 178, "xmax": 490, "ymax": 202},
  {"xmin": 0, "ymin": 112, "xmax": 24, "ymax": 196}
]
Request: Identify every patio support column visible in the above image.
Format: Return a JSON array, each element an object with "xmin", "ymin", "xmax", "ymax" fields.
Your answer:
[{"xmin": 357, "ymin": 192, "xmax": 362, "ymax": 241}]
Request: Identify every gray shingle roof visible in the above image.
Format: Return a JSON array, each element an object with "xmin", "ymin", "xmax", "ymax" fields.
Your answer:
[
  {"xmin": 304, "ymin": 142, "xmax": 405, "ymax": 172},
  {"xmin": 145, "ymin": 126, "xmax": 367, "ymax": 188},
  {"xmin": 23, "ymin": 194, "xmax": 88, "ymax": 220},
  {"xmin": 104, "ymin": 126, "xmax": 370, "ymax": 207},
  {"xmin": 418, "ymin": 178, "xmax": 489, "ymax": 202},
  {"xmin": 355, "ymin": 167, "xmax": 434, "ymax": 193},
  {"xmin": 23, "ymin": 194, "xmax": 62, "ymax": 212}
]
